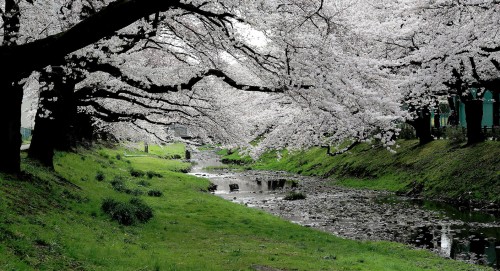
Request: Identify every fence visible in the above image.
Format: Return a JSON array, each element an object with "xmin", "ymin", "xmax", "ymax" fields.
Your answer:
[
  {"xmin": 398, "ymin": 123, "xmax": 500, "ymax": 141},
  {"xmin": 431, "ymin": 125, "xmax": 500, "ymax": 140},
  {"xmin": 20, "ymin": 127, "xmax": 32, "ymax": 141}
]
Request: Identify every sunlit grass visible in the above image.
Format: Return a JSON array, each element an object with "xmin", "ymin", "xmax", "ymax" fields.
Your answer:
[
  {"xmin": 0, "ymin": 144, "xmax": 489, "ymax": 270},
  {"xmin": 245, "ymin": 140, "xmax": 500, "ymax": 202}
]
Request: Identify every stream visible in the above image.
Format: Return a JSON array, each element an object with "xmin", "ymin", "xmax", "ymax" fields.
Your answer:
[{"xmin": 189, "ymin": 149, "xmax": 500, "ymax": 269}]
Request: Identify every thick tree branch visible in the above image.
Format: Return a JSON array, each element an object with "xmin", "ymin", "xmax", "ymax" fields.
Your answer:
[{"xmin": 0, "ymin": 0, "xmax": 178, "ymax": 80}]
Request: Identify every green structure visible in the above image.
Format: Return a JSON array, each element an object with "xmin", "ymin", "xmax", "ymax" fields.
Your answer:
[
  {"xmin": 431, "ymin": 90, "xmax": 500, "ymax": 128},
  {"xmin": 457, "ymin": 90, "xmax": 499, "ymax": 127}
]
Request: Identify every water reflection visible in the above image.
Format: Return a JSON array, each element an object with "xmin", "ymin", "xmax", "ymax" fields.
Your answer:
[
  {"xmin": 191, "ymin": 150, "xmax": 500, "ymax": 269},
  {"xmin": 410, "ymin": 224, "xmax": 500, "ymax": 268}
]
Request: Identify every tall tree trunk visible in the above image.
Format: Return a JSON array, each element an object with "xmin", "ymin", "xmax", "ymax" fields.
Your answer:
[
  {"xmin": 28, "ymin": 108, "xmax": 56, "ymax": 167},
  {"xmin": 0, "ymin": 0, "xmax": 23, "ymax": 174},
  {"xmin": 29, "ymin": 66, "xmax": 77, "ymax": 167},
  {"xmin": 409, "ymin": 107, "xmax": 433, "ymax": 145},
  {"xmin": 464, "ymin": 100, "xmax": 484, "ymax": 145},
  {"xmin": 0, "ymin": 80, "xmax": 23, "ymax": 173}
]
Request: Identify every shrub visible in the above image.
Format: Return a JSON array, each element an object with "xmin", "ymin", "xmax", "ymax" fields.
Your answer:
[
  {"xmin": 99, "ymin": 151, "xmax": 110, "ymax": 159},
  {"xmin": 445, "ymin": 126, "xmax": 466, "ymax": 144},
  {"xmin": 398, "ymin": 123, "xmax": 416, "ymax": 140},
  {"xmin": 126, "ymin": 189, "xmax": 144, "ymax": 196},
  {"xmin": 115, "ymin": 154, "xmax": 122, "ymax": 160},
  {"xmin": 130, "ymin": 198, "xmax": 154, "ymax": 223},
  {"xmin": 137, "ymin": 180, "xmax": 151, "ymax": 187},
  {"xmin": 129, "ymin": 168, "xmax": 145, "ymax": 177},
  {"xmin": 101, "ymin": 198, "xmax": 120, "ymax": 214},
  {"xmin": 95, "ymin": 171, "xmax": 105, "ymax": 182},
  {"xmin": 146, "ymin": 171, "xmax": 162, "ymax": 179},
  {"xmin": 284, "ymin": 191, "xmax": 306, "ymax": 201},
  {"xmin": 111, "ymin": 178, "xmax": 127, "ymax": 192},
  {"xmin": 147, "ymin": 190, "xmax": 163, "ymax": 197},
  {"xmin": 101, "ymin": 198, "xmax": 154, "ymax": 225}
]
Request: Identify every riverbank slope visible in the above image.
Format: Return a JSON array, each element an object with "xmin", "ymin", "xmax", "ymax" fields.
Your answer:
[
  {"xmin": 222, "ymin": 140, "xmax": 500, "ymax": 204},
  {"xmin": 0, "ymin": 143, "xmax": 486, "ymax": 270}
]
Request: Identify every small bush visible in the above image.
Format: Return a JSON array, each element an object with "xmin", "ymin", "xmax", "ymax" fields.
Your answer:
[
  {"xmin": 147, "ymin": 190, "xmax": 163, "ymax": 197},
  {"xmin": 171, "ymin": 154, "xmax": 182, "ymax": 159},
  {"xmin": 101, "ymin": 198, "xmax": 154, "ymax": 225},
  {"xmin": 101, "ymin": 198, "xmax": 120, "ymax": 214},
  {"xmin": 95, "ymin": 171, "xmax": 105, "ymax": 182},
  {"xmin": 126, "ymin": 189, "xmax": 144, "ymax": 196},
  {"xmin": 130, "ymin": 198, "xmax": 154, "ymax": 223},
  {"xmin": 115, "ymin": 154, "xmax": 122, "ymax": 160},
  {"xmin": 137, "ymin": 180, "xmax": 151, "ymax": 187},
  {"xmin": 99, "ymin": 151, "xmax": 110, "ymax": 159},
  {"xmin": 111, "ymin": 178, "xmax": 127, "ymax": 192},
  {"xmin": 129, "ymin": 168, "xmax": 145, "ymax": 177},
  {"xmin": 445, "ymin": 126, "xmax": 466, "ymax": 144},
  {"xmin": 284, "ymin": 191, "xmax": 306, "ymax": 201},
  {"xmin": 146, "ymin": 171, "xmax": 162, "ymax": 179}
]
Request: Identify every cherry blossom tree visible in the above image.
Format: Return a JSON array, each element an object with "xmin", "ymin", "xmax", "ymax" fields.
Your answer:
[
  {"xmin": 364, "ymin": 0, "xmax": 500, "ymax": 144},
  {"xmin": 1, "ymin": 0, "xmax": 460, "ymax": 173}
]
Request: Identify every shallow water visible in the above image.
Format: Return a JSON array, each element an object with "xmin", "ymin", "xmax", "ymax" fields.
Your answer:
[{"xmin": 189, "ymin": 149, "xmax": 500, "ymax": 269}]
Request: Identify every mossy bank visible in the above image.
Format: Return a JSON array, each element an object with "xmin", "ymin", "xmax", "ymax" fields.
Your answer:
[
  {"xmin": 223, "ymin": 140, "xmax": 500, "ymax": 204},
  {"xmin": 0, "ymin": 143, "xmax": 488, "ymax": 270}
]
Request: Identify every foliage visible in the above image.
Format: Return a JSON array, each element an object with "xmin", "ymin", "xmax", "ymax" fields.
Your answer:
[
  {"xmin": 101, "ymin": 197, "xmax": 153, "ymax": 225},
  {"xmin": 146, "ymin": 171, "xmax": 162, "ymax": 179},
  {"xmin": 95, "ymin": 171, "xmax": 105, "ymax": 181},
  {"xmin": 147, "ymin": 190, "xmax": 163, "ymax": 197},
  {"xmin": 445, "ymin": 127, "xmax": 467, "ymax": 144},
  {"xmin": 283, "ymin": 192, "xmax": 306, "ymax": 201},
  {"xmin": 129, "ymin": 168, "xmax": 145, "ymax": 178},
  {"xmin": 217, "ymin": 149, "xmax": 253, "ymax": 165}
]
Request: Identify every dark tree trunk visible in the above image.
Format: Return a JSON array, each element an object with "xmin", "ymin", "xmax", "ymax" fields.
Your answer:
[
  {"xmin": 0, "ymin": 80, "xmax": 23, "ymax": 174},
  {"xmin": 409, "ymin": 107, "xmax": 433, "ymax": 145},
  {"xmin": 0, "ymin": 0, "xmax": 23, "ymax": 174},
  {"xmin": 29, "ymin": 66, "xmax": 77, "ymax": 167},
  {"xmin": 464, "ymin": 100, "xmax": 484, "ymax": 145},
  {"xmin": 29, "ymin": 109, "xmax": 56, "ymax": 167}
]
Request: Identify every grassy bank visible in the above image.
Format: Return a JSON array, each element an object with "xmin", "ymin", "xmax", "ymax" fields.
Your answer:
[
  {"xmin": 0, "ymin": 143, "xmax": 489, "ymax": 270},
  {"xmin": 221, "ymin": 140, "xmax": 500, "ymax": 203}
]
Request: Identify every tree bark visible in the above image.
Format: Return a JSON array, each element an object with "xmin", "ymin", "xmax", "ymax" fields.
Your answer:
[
  {"xmin": 0, "ymin": 80, "xmax": 23, "ymax": 174},
  {"xmin": 29, "ymin": 67, "xmax": 78, "ymax": 167},
  {"xmin": 409, "ymin": 107, "xmax": 433, "ymax": 145},
  {"xmin": 0, "ymin": 0, "xmax": 179, "ymax": 79},
  {"xmin": 464, "ymin": 100, "xmax": 484, "ymax": 145}
]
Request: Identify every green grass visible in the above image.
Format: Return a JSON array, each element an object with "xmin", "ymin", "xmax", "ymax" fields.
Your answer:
[
  {"xmin": 224, "ymin": 140, "xmax": 500, "ymax": 203},
  {"xmin": 0, "ymin": 144, "xmax": 490, "ymax": 270},
  {"xmin": 216, "ymin": 149, "xmax": 253, "ymax": 165},
  {"xmin": 123, "ymin": 142, "xmax": 186, "ymax": 159}
]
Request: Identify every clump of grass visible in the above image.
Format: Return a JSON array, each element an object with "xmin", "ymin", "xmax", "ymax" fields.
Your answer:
[
  {"xmin": 99, "ymin": 151, "xmax": 110, "ymax": 159},
  {"xmin": 115, "ymin": 154, "xmax": 122, "ymax": 160},
  {"xmin": 129, "ymin": 168, "xmax": 145, "ymax": 177},
  {"xmin": 127, "ymin": 189, "xmax": 144, "ymax": 196},
  {"xmin": 137, "ymin": 180, "xmax": 151, "ymax": 187},
  {"xmin": 284, "ymin": 191, "xmax": 306, "ymax": 201},
  {"xmin": 111, "ymin": 177, "xmax": 144, "ymax": 196},
  {"xmin": 101, "ymin": 198, "xmax": 153, "ymax": 225},
  {"xmin": 445, "ymin": 126, "xmax": 466, "ymax": 144},
  {"xmin": 170, "ymin": 154, "xmax": 182, "ymax": 159},
  {"xmin": 147, "ymin": 190, "xmax": 163, "ymax": 197},
  {"xmin": 111, "ymin": 178, "xmax": 127, "ymax": 192},
  {"xmin": 146, "ymin": 171, "xmax": 162, "ymax": 179},
  {"xmin": 95, "ymin": 171, "xmax": 105, "ymax": 182}
]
